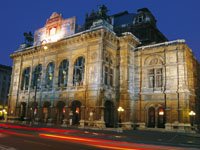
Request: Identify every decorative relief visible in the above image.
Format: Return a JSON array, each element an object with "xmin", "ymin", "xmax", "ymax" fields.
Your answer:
[
  {"xmin": 145, "ymin": 55, "xmax": 164, "ymax": 66},
  {"xmin": 91, "ymin": 52, "xmax": 97, "ymax": 60},
  {"xmin": 89, "ymin": 66, "xmax": 98, "ymax": 83},
  {"xmin": 149, "ymin": 58, "xmax": 163, "ymax": 66},
  {"xmin": 15, "ymin": 67, "xmax": 19, "ymax": 73},
  {"xmin": 74, "ymin": 92, "xmax": 82, "ymax": 99}
]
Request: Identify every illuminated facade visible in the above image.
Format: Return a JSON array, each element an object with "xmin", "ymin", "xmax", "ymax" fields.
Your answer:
[{"xmin": 8, "ymin": 8, "xmax": 200, "ymax": 132}]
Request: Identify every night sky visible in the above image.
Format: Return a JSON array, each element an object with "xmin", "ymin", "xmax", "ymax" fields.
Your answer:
[{"xmin": 0, "ymin": 0, "xmax": 199, "ymax": 66}]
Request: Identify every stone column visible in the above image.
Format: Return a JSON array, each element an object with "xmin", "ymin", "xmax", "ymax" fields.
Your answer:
[
  {"xmin": 95, "ymin": 106, "xmax": 105, "ymax": 128},
  {"xmin": 79, "ymin": 106, "xmax": 85, "ymax": 128},
  {"xmin": 61, "ymin": 106, "xmax": 69, "ymax": 127}
]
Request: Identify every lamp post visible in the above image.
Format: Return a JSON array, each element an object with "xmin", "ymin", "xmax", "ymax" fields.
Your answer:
[
  {"xmin": 32, "ymin": 40, "xmax": 48, "ymax": 124},
  {"xmin": 117, "ymin": 106, "xmax": 124, "ymax": 127},
  {"xmin": 189, "ymin": 110, "xmax": 196, "ymax": 129},
  {"xmin": 33, "ymin": 71, "xmax": 41, "ymax": 123}
]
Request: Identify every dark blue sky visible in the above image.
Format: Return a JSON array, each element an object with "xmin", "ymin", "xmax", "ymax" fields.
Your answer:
[{"xmin": 0, "ymin": 0, "xmax": 199, "ymax": 66}]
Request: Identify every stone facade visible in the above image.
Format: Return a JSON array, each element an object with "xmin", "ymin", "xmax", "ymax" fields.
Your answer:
[{"xmin": 8, "ymin": 9, "xmax": 200, "ymax": 132}]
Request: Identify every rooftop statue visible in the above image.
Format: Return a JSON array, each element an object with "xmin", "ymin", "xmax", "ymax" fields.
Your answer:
[
  {"xmin": 97, "ymin": 4, "xmax": 111, "ymax": 23},
  {"xmin": 23, "ymin": 32, "xmax": 33, "ymax": 45}
]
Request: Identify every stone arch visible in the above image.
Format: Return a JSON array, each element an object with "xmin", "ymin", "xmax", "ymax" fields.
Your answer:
[
  {"xmin": 44, "ymin": 60, "xmax": 56, "ymax": 68},
  {"xmin": 145, "ymin": 103, "xmax": 165, "ymax": 128},
  {"xmin": 72, "ymin": 54, "xmax": 86, "ymax": 64},
  {"xmin": 57, "ymin": 58, "xmax": 70, "ymax": 67},
  {"xmin": 144, "ymin": 55, "xmax": 164, "ymax": 66}
]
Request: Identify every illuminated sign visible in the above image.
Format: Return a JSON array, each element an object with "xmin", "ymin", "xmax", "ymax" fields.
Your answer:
[{"xmin": 34, "ymin": 12, "xmax": 76, "ymax": 45}]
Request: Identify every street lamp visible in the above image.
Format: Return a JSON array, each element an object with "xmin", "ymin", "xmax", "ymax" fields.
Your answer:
[
  {"xmin": 33, "ymin": 70, "xmax": 41, "ymax": 123},
  {"xmin": 117, "ymin": 106, "xmax": 124, "ymax": 127},
  {"xmin": 32, "ymin": 40, "xmax": 48, "ymax": 124},
  {"xmin": 189, "ymin": 110, "xmax": 196, "ymax": 129}
]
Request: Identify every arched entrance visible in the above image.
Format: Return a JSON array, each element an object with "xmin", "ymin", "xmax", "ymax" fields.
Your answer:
[
  {"xmin": 30, "ymin": 102, "xmax": 38, "ymax": 121},
  {"xmin": 148, "ymin": 107, "xmax": 155, "ymax": 128},
  {"xmin": 104, "ymin": 101, "xmax": 114, "ymax": 127},
  {"xmin": 157, "ymin": 107, "xmax": 165, "ymax": 128},
  {"xmin": 71, "ymin": 101, "xmax": 82, "ymax": 125},
  {"xmin": 20, "ymin": 102, "xmax": 26, "ymax": 121},
  {"xmin": 56, "ymin": 101, "xmax": 65, "ymax": 124},
  {"xmin": 43, "ymin": 101, "xmax": 51, "ymax": 123}
]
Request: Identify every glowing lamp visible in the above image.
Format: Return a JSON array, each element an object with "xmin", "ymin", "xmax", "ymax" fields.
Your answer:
[
  {"xmin": 159, "ymin": 111, "xmax": 164, "ymax": 116},
  {"xmin": 76, "ymin": 107, "xmax": 79, "ymax": 114},
  {"xmin": 189, "ymin": 111, "xmax": 196, "ymax": 116},
  {"xmin": 44, "ymin": 46, "xmax": 48, "ymax": 50},
  {"xmin": 118, "ymin": 107, "xmax": 124, "ymax": 112}
]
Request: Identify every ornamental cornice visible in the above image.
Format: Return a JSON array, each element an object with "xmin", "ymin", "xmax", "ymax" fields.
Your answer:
[
  {"xmin": 10, "ymin": 28, "xmax": 118, "ymax": 59},
  {"xmin": 119, "ymin": 32, "xmax": 140, "ymax": 46}
]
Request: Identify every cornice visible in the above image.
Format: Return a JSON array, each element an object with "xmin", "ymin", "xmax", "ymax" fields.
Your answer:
[{"xmin": 11, "ymin": 27, "xmax": 118, "ymax": 59}]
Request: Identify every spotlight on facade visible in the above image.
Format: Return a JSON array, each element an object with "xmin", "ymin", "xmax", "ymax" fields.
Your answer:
[{"xmin": 44, "ymin": 46, "xmax": 48, "ymax": 50}]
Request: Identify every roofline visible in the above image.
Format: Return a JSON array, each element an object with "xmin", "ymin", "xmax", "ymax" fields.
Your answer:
[
  {"xmin": 136, "ymin": 39, "xmax": 186, "ymax": 50},
  {"xmin": 14, "ymin": 25, "xmax": 116, "ymax": 54}
]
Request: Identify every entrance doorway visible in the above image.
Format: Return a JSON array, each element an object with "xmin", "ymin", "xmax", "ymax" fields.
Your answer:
[
  {"xmin": 56, "ymin": 101, "xmax": 65, "ymax": 124},
  {"xmin": 43, "ymin": 101, "xmax": 51, "ymax": 123},
  {"xmin": 71, "ymin": 101, "xmax": 82, "ymax": 125},
  {"xmin": 20, "ymin": 102, "xmax": 26, "ymax": 121},
  {"xmin": 148, "ymin": 107, "xmax": 155, "ymax": 128},
  {"xmin": 30, "ymin": 102, "xmax": 38, "ymax": 121},
  {"xmin": 157, "ymin": 107, "xmax": 165, "ymax": 128},
  {"xmin": 104, "ymin": 101, "xmax": 114, "ymax": 127}
]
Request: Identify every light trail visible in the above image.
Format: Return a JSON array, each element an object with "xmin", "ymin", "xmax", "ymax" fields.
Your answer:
[
  {"xmin": 0, "ymin": 124, "xmax": 189, "ymax": 150},
  {"xmin": 39, "ymin": 134, "xmax": 185, "ymax": 150}
]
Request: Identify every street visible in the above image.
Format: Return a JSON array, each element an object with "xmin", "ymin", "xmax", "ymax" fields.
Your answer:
[
  {"xmin": 0, "ymin": 123, "xmax": 200, "ymax": 150},
  {"xmin": 0, "ymin": 131, "xmax": 103, "ymax": 150}
]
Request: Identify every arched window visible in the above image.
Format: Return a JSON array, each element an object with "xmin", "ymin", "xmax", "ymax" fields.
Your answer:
[
  {"xmin": 21, "ymin": 67, "xmax": 30, "ymax": 90},
  {"xmin": 58, "ymin": 60, "xmax": 69, "ymax": 87},
  {"xmin": 46, "ymin": 62, "xmax": 55, "ymax": 88},
  {"xmin": 104, "ymin": 54, "xmax": 113, "ymax": 87},
  {"xmin": 73, "ymin": 57, "xmax": 85, "ymax": 86},
  {"xmin": 31, "ymin": 65, "xmax": 42, "ymax": 89}
]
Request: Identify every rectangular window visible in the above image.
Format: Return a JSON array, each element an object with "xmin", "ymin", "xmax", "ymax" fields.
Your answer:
[
  {"xmin": 110, "ymin": 69, "xmax": 113, "ymax": 87},
  {"xmin": 148, "ymin": 69, "xmax": 154, "ymax": 88},
  {"xmin": 156, "ymin": 75, "xmax": 162, "ymax": 87},
  {"xmin": 105, "ymin": 66, "xmax": 108, "ymax": 85},
  {"xmin": 148, "ymin": 68, "xmax": 162, "ymax": 88},
  {"xmin": 149, "ymin": 76, "xmax": 154, "ymax": 88},
  {"xmin": 155, "ymin": 68, "xmax": 162, "ymax": 87}
]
